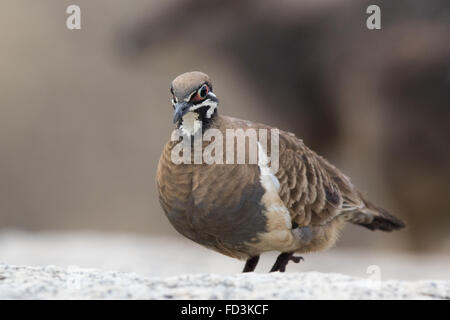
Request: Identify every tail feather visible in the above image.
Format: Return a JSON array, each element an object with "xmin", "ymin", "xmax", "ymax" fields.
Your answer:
[
  {"xmin": 357, "ymin": 209, "xmax": 406, "ymax": 231},
  {"xmin": 348, "ymin": 196, "xmax": 406, "ymax": 232}
]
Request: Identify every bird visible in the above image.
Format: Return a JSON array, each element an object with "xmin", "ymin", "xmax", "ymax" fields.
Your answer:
[{"xmin": 156, "ymin": 71, "xmax": 405, "ymax": 273}]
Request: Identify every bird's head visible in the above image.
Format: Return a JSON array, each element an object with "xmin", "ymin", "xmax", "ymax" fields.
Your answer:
[{"xmin": 170, "ymin": 71, "xmax": 218, "ymax": 134}]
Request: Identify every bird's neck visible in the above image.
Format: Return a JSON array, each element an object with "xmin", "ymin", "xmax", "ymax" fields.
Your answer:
[{"xmin": 179, "ymin": 109, "xmax": 218, "ymax": 136}]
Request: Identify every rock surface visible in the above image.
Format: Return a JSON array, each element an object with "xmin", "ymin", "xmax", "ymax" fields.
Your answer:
[
  {"xmin": 2, "ymin": 230, "xmax": 450, "ymax": 281},
  {"xmin": 0, "ymin": 264, "xmax": 449, "ymax": 299}
]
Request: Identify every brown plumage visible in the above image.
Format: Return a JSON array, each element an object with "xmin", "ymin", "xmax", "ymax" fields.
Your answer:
[{"xmin": 157, "ymin": 71, "xmax": 405, "ymax": 272}]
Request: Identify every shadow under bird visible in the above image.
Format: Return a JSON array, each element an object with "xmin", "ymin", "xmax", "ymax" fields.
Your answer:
[{"xmin": 157, "ymin": 71, "xmax": 405, "ymax": 272}]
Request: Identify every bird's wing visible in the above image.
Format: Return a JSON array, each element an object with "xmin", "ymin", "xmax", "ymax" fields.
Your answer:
[
  {"xmin": 216, "ymin": 115, "xmax": 404, "ymax": 231},
  {"xmin": 275, "ymin": 130, "xmax": 364, "ymax": 227}
]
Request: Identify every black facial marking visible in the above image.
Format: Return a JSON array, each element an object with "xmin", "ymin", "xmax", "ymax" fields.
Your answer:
[{"xmin": 196, "ymin": 105, "xmax": 217, "ymax": 131}]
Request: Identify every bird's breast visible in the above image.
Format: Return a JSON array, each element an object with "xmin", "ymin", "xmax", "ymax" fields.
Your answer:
[{"xmin": 157, "ymin": 154, "xmax": 269, "ymax": 256}]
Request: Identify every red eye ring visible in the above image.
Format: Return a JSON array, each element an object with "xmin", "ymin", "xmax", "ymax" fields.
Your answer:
[{"xmin": 191, "ymin": 84, "xmax": 209, "ymax": 102}]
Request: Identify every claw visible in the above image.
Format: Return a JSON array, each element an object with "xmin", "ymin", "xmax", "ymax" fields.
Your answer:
[{"xmin": 290, "ymin": 256, "xmax": 304, "ymax": 263}]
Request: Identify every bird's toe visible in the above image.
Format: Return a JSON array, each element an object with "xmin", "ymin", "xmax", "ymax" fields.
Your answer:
[{"xmin": 290, "ymin": 255, "xmax": 304, "ymax": 263}]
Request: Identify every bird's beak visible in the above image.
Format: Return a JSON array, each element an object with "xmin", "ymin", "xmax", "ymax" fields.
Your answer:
[{"xmin": 173, "ymin": 101, "xmax": 191, "ymax": 124}]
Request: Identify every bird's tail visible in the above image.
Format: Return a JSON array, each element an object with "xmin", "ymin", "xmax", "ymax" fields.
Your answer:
[{"xmin": 346, "ymin": 194, "xmax": 406, "ymax": 232}]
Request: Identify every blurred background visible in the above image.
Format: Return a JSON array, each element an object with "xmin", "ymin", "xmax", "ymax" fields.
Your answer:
[{"xmin": 0, "ymin": 0, "xmax": 449, "ymax": 279}]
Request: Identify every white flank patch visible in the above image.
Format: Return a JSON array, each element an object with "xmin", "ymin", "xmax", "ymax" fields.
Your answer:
[
  {"xmin": 257, "ymin": 142, "xmax": 280, "ymax": 191},
  {"xmin": 180, "ymin": 112, "xmax": 202, "ymax": 136},
  {"xmin": 257, "ymin": 142, "xmax": 290, "ymax": 228}
]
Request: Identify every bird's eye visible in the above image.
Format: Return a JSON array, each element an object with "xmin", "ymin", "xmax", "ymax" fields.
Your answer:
[
  {"xmin": 198, "ymin": 84, "xmax": 208, "ymax": 98},
  {"xmin": 191, "ymin": 84, "xmax": 209, "ymax": 103}
]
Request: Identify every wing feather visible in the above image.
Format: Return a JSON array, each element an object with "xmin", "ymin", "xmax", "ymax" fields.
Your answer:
[{"xmin": 276, "ymin": 131, "xmax": 356, "ymax": 227}]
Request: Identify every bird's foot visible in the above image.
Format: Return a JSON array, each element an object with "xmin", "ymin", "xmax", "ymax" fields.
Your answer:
[
  {"xmin": 290, "ymin": 255, "xmax": 304, "ymax": 263},
  {"xmin": 269, "ymin": 252, "xmax": 303, "ymax": 272}
]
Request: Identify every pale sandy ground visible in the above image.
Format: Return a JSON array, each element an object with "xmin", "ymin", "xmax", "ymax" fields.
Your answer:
[{"xmin": 0, "ymin": 230, "xmax": 449, "ymax": 299}]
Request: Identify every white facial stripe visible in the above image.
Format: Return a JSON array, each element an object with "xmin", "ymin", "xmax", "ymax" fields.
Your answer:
[
  {"xmin": 184, "ymin": 90, "xmax": 197, "ymax": 102},
  {"xmin": 188, "ymin": 100, "xmax": 218, "ymax": 118},
  {"xmin": 206, "ymin": 104, "xmax": 217, "ymax": 118}
]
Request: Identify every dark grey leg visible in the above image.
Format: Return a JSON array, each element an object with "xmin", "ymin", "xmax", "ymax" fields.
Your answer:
[{"xmin": 242, "ymin": 255, "xmax": 260, "ymax": 273}]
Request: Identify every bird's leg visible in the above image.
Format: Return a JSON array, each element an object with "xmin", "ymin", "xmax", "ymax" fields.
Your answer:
[
  {"xmin": 242, "ymin": 255, "xmax": 260, "ymax": 273},
  {"xmin": 269, "ymin": 252, "xmax": 303, "ymax": 272}
]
